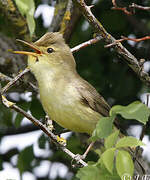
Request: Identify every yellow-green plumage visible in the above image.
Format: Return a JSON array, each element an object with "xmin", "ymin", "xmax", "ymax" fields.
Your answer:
[{"xmin": 17, "ymin": 32, "xmax": 110, "ymax": 135}]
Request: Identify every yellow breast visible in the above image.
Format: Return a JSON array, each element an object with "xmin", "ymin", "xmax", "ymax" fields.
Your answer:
[{"xmin": 38, "ymin": 77, "xmax": 101, "ymax": 135}]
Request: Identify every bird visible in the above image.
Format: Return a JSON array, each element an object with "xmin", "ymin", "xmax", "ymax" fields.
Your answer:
[{"xmin": 14, "ymin": 32, "xmax": 111, "ymax": 135}]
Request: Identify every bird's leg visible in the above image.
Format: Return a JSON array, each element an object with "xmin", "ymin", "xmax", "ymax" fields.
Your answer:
[
  {"xmin": 45, "ymin": 115, "xmax": 67, "ymax": 145},
  {"xmin": 45, "ymin": 115, "xmax": 54, "ymax": 131},
  {"xmin": 45, "ymin": 115, "xmax": 67, "ymax": 146}
]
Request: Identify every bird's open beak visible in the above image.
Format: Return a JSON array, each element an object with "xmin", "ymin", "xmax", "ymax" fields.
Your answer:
[{"xmin": 13, "ymin": 39, "xmax": 41, "ymax": 57}]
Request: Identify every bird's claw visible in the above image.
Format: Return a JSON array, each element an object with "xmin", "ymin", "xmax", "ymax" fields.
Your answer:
[
  {"xmin": 56, "ymin": 135, "xmax": 67, "ymax": 146},
  {"xmin": 45, "ymin": 115, "xmax": 54, "ymax": 131}
]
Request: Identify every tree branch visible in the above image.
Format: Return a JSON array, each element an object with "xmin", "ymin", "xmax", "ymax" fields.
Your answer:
[
  {"xmin": 105, "ymin": 36, "xmax": 150, "ymax": 48},
  {"xmin": 0, "ymin": 95, "xmax": 87, "ymax": 167},
  {"xmin": 129, "ymin": 3, "xmax": 150, "ymax": 11},
  {"xmin": 111, "ymin": 0, "xmax": 133, "ymax": 15},
  {"xmin": 48, "ymin": 0, "xmax": 68, "ymax": 32},
  {"xmin": 75, "ymin": 0, "xmax": 150, "ymax": 86},
  {"xmin": 0, "ymin": 72, "xmax": 13, "ymax": 82},
  {"xmin": 71, "ymin": 36, "xmax": 102, "ymax": 53},
  {"xmin": 60, "ymin": 0, "xmax": 82, "ymax": 43},
  {"xmin": 0, "ymin": 68, "xmax": 38, "ymax": 93}
]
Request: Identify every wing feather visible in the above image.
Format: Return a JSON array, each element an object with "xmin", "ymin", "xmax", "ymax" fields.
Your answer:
[{"xmin": 76, "ymin": 78, "xmax": 110, "ymax": 117}]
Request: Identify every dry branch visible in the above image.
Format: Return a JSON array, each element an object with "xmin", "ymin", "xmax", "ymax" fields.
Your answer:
[
  {"xmin": 71, "ymin": 36, "xmax": 101, "ymax": 53},
  {"xmin": 1, "ymin": 68, "xmax": 30, "ymax": 94},
  {"xmin": 129, "ymin": 3, "xmax": 150, "ymax": 11},
  {"xmin": 111, "ymin": 0, "xmax": 133, "ymax": 15},
  {"xmin": 105, "ymin": 36, "xmax": 150, "ymax": 48},
  {"xmin": 75, "ymin": 0, "xmax": 150, "ymax": 86}
]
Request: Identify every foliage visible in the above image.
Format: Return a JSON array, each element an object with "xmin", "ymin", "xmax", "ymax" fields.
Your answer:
[
  {"xmin": 110, "ymin": 101, "xmax": 150, "ymax": 124},
  {"xmin": 17, "ymin": 145, "xmax": 34, "ymax": 174},
  {"xmin": 77, "ymin": 101, "xmax": 146, "ymax": 180},
  {"xmin": 14, "ymin": 0, "xmax": 35, "ymax": 36}
]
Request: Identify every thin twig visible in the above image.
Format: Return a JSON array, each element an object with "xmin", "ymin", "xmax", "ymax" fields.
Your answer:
[
  {"xmin": 105, "ymin": 35, "xmax": 150, "ymax": 48},
  {"xmin": 75, "ymin": 0, "xmax": 150, "ymax": 86},
  {"xmin": 112, "ymin": 7, "xmax": 132, "ymax": 15},
  {"xmin": 112, "ymin": 1, "xmax": 150, "ymax": 15},
  {"xmin": 71, "ymin": 36, "xmax": 102, "ymax": 53},
  {"xmin": 0, "ymin": 72, "xmax": 13, "ymax": 82},
  {"xmin": 0, "ymin": 68, "xmax": 38, "ymax": 93},
  {"xmin": 1, "ymin": 68, "xmax": 30, "ymax": 95},
  {"xmin": 27, "ymin": 82, "xmax": 38, "ymax": 92},
  {"xmin": 112, "ymin": 0, "xmax": 116, "ymax": 7},
  {"xmin": 129, "ymin": 3, "xmax": 150, "ymax": 11},
  {"xmin": 1, "ymin": 95, "xmax": 87, "ymax": 167},
  {"xmin": 82, "ymin": 142, "xmax": 94, "ymax": 159},
  {"xmin": 104, "ymin": 39, "xmax": 124, "ymax": 48},
  {"xmin": 111, "ymin": 0, "xmax": 133, "ymax": 15},
  {"xmin": 121, "ymin": 36, "xmax": 150, "ymax": 42}
]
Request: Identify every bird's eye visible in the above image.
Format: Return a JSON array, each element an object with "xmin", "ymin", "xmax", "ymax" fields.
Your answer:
[{"xmin": 47, "ymin": 48, "xmax": 54, "ymax": 53}]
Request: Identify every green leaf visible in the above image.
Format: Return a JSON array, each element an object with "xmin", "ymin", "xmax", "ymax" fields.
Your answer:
[
  {"xmin": 14, "ymin": 0, "xmax": 28, "ymax": 15},
  {"xmin": 116, "ymin": 150, "xmax": 134, "ymax": 179},
  {"xmin": 76, "ymin": 165, "xmax": 100, "ymax": 180},
  {"xmin": 105, "ymin": 130, "xmax": 119, "ymax": 149},
  {"xmin": 18, "ymin": 101, "xmax": 31, "ymax": 111},
  {"xmin": 14, "ymin": 0, "xmax": 35, "ymax": 36},
  {"xmin": 14, "ymin": 101, "xmax": 30, "ymax": 127},
  {"xmin": 96, "ymin": 160, "xmax": 121, "ymax": 180},
  {"xmin": 110, "ymin": 101, "xmax": 150, "ymax": 124},
  {"xmin": 116, "ymin": 136, "xmax": 145, "ymax": 148},
  {"xmin": 30, "ymin": 98, "xmax": 45, "ymax": 119},
  {"xmin": 0, "ymin": 103, "xmax": 13, "ymax": 127},
  {"xmin": 38, "ymin": 134, "xmax": 46, "ymax": 149},
  {"xmin": 26, "ymin": 13, "xmax": 35, "ymax": 36},
  {"xmin": 0, "ymin": 158, "xmax": 3, "ymax": 170},
  {"xmin": 77, "ymin": 160, "xmax": 121, "ymax": 180},
  {"xmin": 14, "ymin": 113, "xmax": 23, "ymax": 128},
  {"xmin": 17, "ymin": 145, "xmax": 34, "ymax": 174},
  {"xmin": 91, "ymin": 115, "xmax": 115, "ymax": 141},
  {"xmin": 101, "ymin": 148, "xmax": 115, "ymax": 174}
]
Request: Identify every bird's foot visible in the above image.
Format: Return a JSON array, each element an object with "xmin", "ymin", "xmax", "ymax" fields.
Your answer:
[
  {"xmin": 56, "ymin": 135, "xmax": 67, "ymax": 146},
  {"xmin": 45, "ymin": 115, "xmax": 54, "ymax": 131}
]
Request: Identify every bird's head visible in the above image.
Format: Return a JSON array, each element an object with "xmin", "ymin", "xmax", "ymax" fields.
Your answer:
[{"xmin": 14, "ymin": 32, "xmax": 76, "ymax": 75}]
